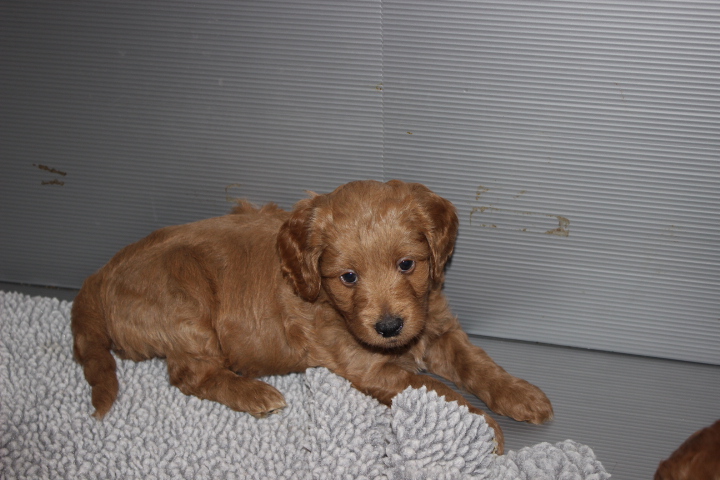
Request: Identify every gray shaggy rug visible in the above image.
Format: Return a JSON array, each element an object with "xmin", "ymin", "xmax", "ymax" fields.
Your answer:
[{"xmin": 1, "ymin": 291, "xmax": 609, "ymax": 479}]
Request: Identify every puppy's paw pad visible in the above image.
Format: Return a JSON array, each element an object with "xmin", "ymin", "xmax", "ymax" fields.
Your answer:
[{"xmin": 249, "ymin": 405, "xmax": 286, "ymax": 419}]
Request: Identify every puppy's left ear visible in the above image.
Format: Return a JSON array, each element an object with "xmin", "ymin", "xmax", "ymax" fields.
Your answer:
[
  {"xmin": 277, "ymin": 196, "xmax": 325, "ymax": 302},
  {"xmin": 409, "ymin": 183, "xmax": 459, "ymax": 286}
]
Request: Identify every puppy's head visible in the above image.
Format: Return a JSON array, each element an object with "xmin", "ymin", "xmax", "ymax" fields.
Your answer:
[{"xmin": 277, "ymin": 180, "xmax": 458, "ymax": 348}]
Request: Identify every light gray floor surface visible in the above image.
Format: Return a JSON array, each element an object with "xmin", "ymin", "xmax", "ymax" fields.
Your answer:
[{"xmin": 2, "ymin": 281, "xmax": 718, "ymax": 479}]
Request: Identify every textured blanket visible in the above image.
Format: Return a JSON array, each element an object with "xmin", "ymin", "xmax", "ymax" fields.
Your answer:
[{"xmin": 1, "ymin": 291, "xmax": 609, "ymax": 479}]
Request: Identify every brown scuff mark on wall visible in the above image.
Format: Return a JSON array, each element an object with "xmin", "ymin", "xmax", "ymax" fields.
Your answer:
[
  {"xmin": 34, "ymin": 164, "xmax": 67, "ymax": 176},
  {"xmin": 225, "ymin": 183, "xmax": 244, "ymax": 203},
  {"xmin": 34, "ymin": 163, "xmax": 67, "ymax": 185},
  {"xmin": 469, "ymin": 185, "xmax": 493, "ymax": 224},
  {"xmin": 41, "ymin": 179, "xmax": 65, "ymax": 186},
  {"xmin": 470, "ymin": 207, "xmax": 571, "ymax": 237},
  {"xmin": 470, "ymin": 185, "xmax": 570, "ymax": 236},
  {"xmin": 475, "ymin": 185, "xmax": 490, "ymax": 200},
  {"xmin": 545, "ymin": 216, "xmax": 570, "ymax": 237}
]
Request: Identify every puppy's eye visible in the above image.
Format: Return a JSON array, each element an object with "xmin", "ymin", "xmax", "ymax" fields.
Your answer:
[
  {"xmin": 397, "ymin": 259, "xmax": 415, "ymax": 273},
  {"xmin": 339, "ymin": 271, "xmax": 358, "ymax": 286}
]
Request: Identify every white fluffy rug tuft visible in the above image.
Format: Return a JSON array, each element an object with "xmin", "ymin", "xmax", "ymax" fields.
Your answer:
[{"xmin": 0, "ymin": 291, "xmax": 609, "ymax": 479}]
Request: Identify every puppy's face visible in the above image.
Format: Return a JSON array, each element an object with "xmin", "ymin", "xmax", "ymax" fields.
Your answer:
[
  {"xmin": 319, "ymin": 210, "xmax": 433, "ymax": 348},
  {"xmin": 278, "ymin": 180, "xmax": 458, "ymax": 349}
]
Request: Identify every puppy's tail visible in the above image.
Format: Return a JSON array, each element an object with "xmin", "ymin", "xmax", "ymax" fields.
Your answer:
[{"xmin": 71, "ymin": 273, "xmax": 118, "ymax": 419}]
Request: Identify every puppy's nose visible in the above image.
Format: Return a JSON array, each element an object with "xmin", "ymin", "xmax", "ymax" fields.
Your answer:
[{"xmin": 375, "ymin": 315, "xmax": 404, "ymax": 338}]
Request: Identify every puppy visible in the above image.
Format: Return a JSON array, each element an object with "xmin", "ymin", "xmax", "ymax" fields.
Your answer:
[
  {"xmin": 655, "ymin": 420, "xmax": 720, "ymax": 480},
  {"xmin": 72, "ymin": 179, "xmax": 553, "ymax": 453}
]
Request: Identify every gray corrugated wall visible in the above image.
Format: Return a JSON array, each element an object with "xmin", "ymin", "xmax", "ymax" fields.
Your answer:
[
  {"xmin": 2, "ymin": 0, "xmax": 718, "ymax": 365},
  {"xmin": 1, "ymin": 0, "xmax": 384, "ymax": 285}
]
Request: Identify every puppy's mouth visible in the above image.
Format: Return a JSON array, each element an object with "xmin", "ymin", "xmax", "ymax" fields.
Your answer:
[{"xmin": 362, "ymin": 331, "xmax": 419, "ymax": 353}]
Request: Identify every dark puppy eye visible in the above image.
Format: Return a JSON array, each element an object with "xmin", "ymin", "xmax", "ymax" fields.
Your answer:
[
  {"xmin": 397, "ymin": 259, "xmax": 415, "ymax": 273},
  {"xmin": 339, "ymin": 271, "xmax": 358, "ymax": 286}
]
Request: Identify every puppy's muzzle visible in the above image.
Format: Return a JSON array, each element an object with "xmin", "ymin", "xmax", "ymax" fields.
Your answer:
[{"xmin": 375, "ymin": 314, "xmax": 404, "ymax": 338}]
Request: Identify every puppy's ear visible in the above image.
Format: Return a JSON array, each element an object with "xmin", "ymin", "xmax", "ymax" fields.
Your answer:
[
  {"xmin": 409, "ymin": 183, "xmax": 459, "ymax": 286},
  {"xmin": 277, "ymin": 197, "xmax": 325, "ymax": 301}
]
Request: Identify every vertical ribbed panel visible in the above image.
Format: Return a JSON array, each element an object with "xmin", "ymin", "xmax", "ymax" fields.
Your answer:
[
  {"xmin": 1, "ymin": 1, "xmax": 718, "ymax": 364},
  {"xmin": 0, "ymin": 0, "xmax": 383, "ymax": 285},
  {"xmin": 383, "ymin": 1, "xmax": 720, "ymax": 364}
]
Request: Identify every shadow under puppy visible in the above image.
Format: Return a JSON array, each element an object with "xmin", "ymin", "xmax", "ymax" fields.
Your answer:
[{"xmin": 72, "ymin": 179, "xmax": 553, "ymax": 453}]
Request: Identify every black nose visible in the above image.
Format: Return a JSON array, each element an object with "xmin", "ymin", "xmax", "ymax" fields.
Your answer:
[{"xmin": 375, "ymin": 315, "xmax": 404, "ymax": 338}]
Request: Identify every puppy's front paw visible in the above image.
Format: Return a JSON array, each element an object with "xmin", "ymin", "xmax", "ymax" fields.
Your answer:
[
  {"xmin": 243, "ymin": 382, "xmax": 288, "ymax": 418},
  {"xmin": 488, "ymin": 378, "xmax": 553, "ymax": 424}
]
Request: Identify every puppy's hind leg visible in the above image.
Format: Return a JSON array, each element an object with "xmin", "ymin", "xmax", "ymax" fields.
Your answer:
[
  {"xmin": 71, "ymin": 274, "xmax": 119, "ymax": 419},
  {"xmin": 166, "ymin": 356, "xmax": 287, "ymax": 418}
]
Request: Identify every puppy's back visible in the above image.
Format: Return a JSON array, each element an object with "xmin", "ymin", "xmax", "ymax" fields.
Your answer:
[{"xmin": 71, "ymin": 204, "xmax": 290, "ymax": 418}]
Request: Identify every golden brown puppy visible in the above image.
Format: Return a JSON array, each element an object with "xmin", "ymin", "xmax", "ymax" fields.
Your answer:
[
  {"xmin": 72, "ymin": 179, "xmax": 553, "ymax": 453},
  {"xmin": 655, "ymin": 419, "xmax": 720, "ymax": 480}
]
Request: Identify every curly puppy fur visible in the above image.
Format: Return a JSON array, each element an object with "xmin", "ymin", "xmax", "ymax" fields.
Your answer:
[
  {"xmin": 71, "ymin": 179, "xmax": 553, "ymax": 453},
  {"xmin": 655, "ymin": 419, "xmax": 720, "ymax": 480}
]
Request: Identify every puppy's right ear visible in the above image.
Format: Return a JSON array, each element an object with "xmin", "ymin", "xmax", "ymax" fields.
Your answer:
[{"xmin": 277, "ymin": 197, "xmax": 324, "ymax": 302}]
